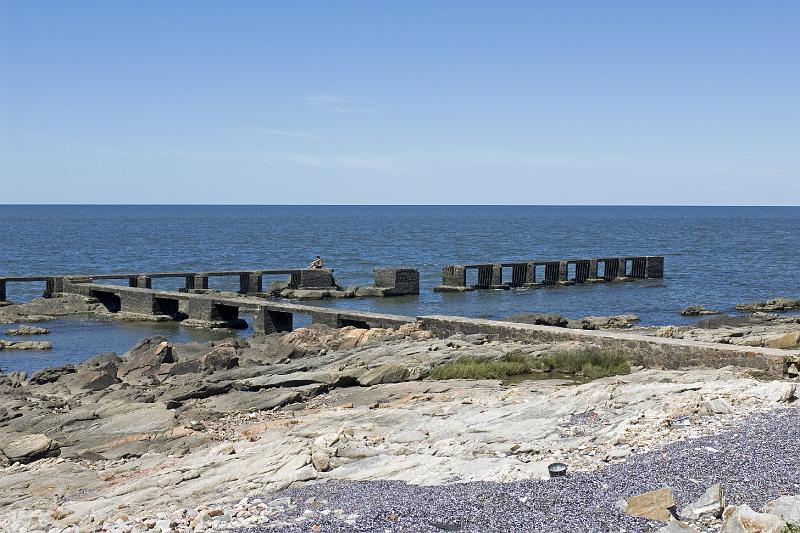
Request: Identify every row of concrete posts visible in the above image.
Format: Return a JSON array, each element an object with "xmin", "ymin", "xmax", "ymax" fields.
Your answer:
[{"xmin": 434, "ymin": 256, "xmax": 664, "ymax": 292}]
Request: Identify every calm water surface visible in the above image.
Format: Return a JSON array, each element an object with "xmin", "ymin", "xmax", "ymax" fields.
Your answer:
[{"xmin": 1, "ymin": 205, "xmax": 798, "ymax": 373}]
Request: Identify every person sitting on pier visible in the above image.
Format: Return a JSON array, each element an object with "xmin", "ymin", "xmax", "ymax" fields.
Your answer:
[{"xmin": 308, "ymin": 255, "xmax": 324, "ymax": 269}]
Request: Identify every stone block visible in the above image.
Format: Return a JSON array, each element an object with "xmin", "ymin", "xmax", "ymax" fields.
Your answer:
[
  {"xmin": 646, "ymin": 256, "xmax": 665, "ymax": 278},
  {"xmin": 299, "ymin": 269, "xmax": 336, "ymax": 289},
  {"xmin": 441, "ymin": 265, "xmax": 467, "ymax": 287},
  {"xmin": 373, "ymin": 267, "xmax": 420, "ymax": 295},
  {"xmin": 253, "ymin": 306, "xmax": 293, "ymax": 334},
  {"xmin": 239, "ymin": 272, "xmax": 263, "ymax": 294},
  {"xmin": 119, "ymin": 292, "xmax": 157, "ymax": 315},
  {"xmin": 624, "ymin": 487, "xmax": 676, "ymax": 522}
]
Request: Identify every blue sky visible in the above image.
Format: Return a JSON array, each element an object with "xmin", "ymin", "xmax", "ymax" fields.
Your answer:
[{"xmin": 1, "ymin": 1, "xmax": 798, "ymax": 204}]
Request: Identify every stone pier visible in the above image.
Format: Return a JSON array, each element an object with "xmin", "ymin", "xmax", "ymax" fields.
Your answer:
[{"xmin": 434, "ymin": 255, "xmax": 664, "ymax": 292}]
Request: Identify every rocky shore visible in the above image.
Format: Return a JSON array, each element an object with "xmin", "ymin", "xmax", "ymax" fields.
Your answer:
[{"xmin": 1, "ymin": 296, "xmax": 799, "ymax": 532}]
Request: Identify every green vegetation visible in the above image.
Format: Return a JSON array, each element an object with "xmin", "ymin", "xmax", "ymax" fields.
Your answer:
[
  {"xmin": 782, "ymin": 525, "xmax": 800, "ymax": 533},
  {"xmin": 429, "ymin": 353, "xmax": 532, "ymax": 380},
  {"xmin": 531, "ymin": 347, "xmax": 631, "ymax": 380},
  {"xmin": 429, "ymin": 347, "xmax": 630, "ymax": 381}
]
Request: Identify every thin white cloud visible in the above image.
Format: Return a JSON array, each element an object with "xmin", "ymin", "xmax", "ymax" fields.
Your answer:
[
  {"xmin": 250, "ymin": 128, "xmax": 329, "ymax": 141},
  {"xmin": 305, "ymin": 94, "xmax": 371, "ymax": 113},
  {"xmin": 263, "ymin": 151, "xmax": 406, "ymax": 173}
]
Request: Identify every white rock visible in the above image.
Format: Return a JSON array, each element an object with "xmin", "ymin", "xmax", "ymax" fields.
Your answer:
[
  {"xmin": 720, "ymin": 504, "xmax": 786, "ymax": 533},
  {"xmin": 680, "ymin": 483, "xmax": 725, "ymax": 519},
  {"xmin": 762, "ymin": 495, "xmax": 800, "ymax": 523}
]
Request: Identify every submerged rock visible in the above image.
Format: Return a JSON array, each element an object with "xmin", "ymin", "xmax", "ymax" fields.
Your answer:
[
  {"xmin": 5, "ymin": 325, "xmax": 49, "ymax": 336},
  {"xmin": 735, "ymin": 297, "xmax": 800, "ymax": 312},
  {"xmin": 681, "ymin": 306, "xmax": 723, "ymax": 316},
  {"xmin": 0, "ymin": 340, "xmax": 52, "ymax": 350}
]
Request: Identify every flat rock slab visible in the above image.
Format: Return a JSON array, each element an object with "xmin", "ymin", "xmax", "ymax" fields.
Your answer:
[
  {"xmin": 0, "ymin": 433, "xmax": 60, "ymax": 463},
  {"xmin": 625, "ymin": 487, "xmax": 676, "ymax": 522}
]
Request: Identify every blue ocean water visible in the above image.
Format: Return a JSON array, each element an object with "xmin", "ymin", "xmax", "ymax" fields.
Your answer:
[{"xmin": 1, "ymin": 205, "xmax": 799, "ymax": 373}]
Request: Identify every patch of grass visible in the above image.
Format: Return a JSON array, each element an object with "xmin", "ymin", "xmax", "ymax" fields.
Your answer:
[
  {"xmin": 429, "ymin": 353, "xmax": 532, "ymax": 380},
  {"xmin": 782, "ymin": 524, "xmax": 800, "ymax": 533},
  {"xmin": 531, "ymin": 347, "xmax": 631, "ymax": 379},
  {"xmin": 429, "ymin": 347, "xmax": 631, "ymax": 381}
]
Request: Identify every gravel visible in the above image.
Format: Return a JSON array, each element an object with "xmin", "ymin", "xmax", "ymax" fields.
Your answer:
[{"xmin": 240, "ymin": 407, "xmax": 800, "ymax": 533}]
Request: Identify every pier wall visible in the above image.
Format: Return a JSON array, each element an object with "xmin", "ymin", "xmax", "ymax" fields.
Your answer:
[
  {"xmin": 434, "ymin": 255, "xmax": 664, "ymax": 292},
  {"xmin": 418, "ymin": 315, "xmax": 795, "ymax": 375}
]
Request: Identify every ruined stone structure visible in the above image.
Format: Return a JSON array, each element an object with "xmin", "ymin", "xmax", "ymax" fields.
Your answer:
[
  {"xmin": 0, "ymin": 266, "xmax": 420, "ymax": 303},
  {"xmin": 59, "ymin": 280, "xmax": 415, "ymax": 333},
  {"xmin": 434, "ymin": 256, "xmax": 664, "ymax": 292}
]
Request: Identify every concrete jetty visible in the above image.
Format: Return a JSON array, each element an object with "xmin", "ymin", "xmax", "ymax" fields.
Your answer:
[
  {"xmin": 434, "ymin": 255, "xmax": 664, "ymax": 292},
  {"xmin": 60, "ymin": 280, "xmax": 415, "ymax": 333},
  {"xmin": 2, "ymin": 269, "xmax": 798, "ymax": 376},
  {"xmin": 0, "ymin": 267, "xmax": 419, "ymax": 303},
  {"xmin": 53, "ymin": 279, "xmax": 800, "ymax": 375}
]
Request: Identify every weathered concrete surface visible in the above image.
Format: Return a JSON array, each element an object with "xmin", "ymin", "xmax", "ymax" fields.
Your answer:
[{"xmin": 420, "ymin": 315, "xmax": 798, "ymax": 374}]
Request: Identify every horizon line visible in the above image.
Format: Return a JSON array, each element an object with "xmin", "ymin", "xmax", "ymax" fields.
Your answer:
[{"xmin": 0, "ymin": 203, "xmax": 799, "ymax": 208}]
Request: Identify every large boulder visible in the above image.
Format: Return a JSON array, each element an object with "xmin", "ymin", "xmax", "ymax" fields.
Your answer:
[
  {"xmin": 357, "ymin": 364, "xmax": 411, "ymax": 386},
  {"xmin": 117, "ymin": 337, "xmax": 174, "ymax": 383},
  {"xmin": 0, "ymin": 434, "xmax": 60, "ymax": 463},
  {"xmin": 762, "ymin": 495, "xmax": 800, "ymax": 524},
  {"xmin": 29, "ymin": 365, "xmax": 76, "ymax": 385},
  {"xmin": 763, "ymin": 331, "xmax": 800, "ymax": 349},
  {"xmin": 720, "ymin": 504, "xmax": 786, "ymax": 533}
]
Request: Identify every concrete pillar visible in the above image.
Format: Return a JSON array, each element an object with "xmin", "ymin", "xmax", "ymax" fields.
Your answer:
[
  {"xmin": 44, "ymin": 277, "xmax": 65, "ymax": 298},
  {"xmin": 645, "ymin": 256, "xmax": 664, "ymax": 278},
  {"xmin": 574, "ymin": 261, "xmax": 590, "ymax": 283},
  {"xmin": 617, "ymin": 258, "xmax": 628, "ymax": 279},
  {"xmin": 299, "ymin": 269, "xmax": 336, "ymax": 289},
  {"xmin": 491, "ymin": 264, "xmax": 503, "ymax": 287},
  {"xmin": 119, "ymin": 291, "xmax": 157, "ymax": 315},
  {"xmin": 510, "ymin": 264, "xmax": 527, "ymax": 287},
  {"xmin": 589, "ymin": 259, "xmax": 599, "ymax": 279},
  {"xmin": 524, "ymin": 262, "xmax": 535, "ymax": 284},
  {"xmin": 630, "ymin": 257, "xmax": 647, "ymax": 278},
  {"xmin": 558, "ymin": 261, "xmax": 568, "ymax": 282},
  {"xmin": 441, "ymin": 265, "xmax": 467, "ymax": 287},
  {"xmin": 239, "ymin": 272, "xmax": 263, "ymax": 294},
  {"xmin": 186, "ymin": 273, "xmax": 209, "ymax": 291},
  {"xmin": 254, "ymin": 306, "xmax": 293, "ymax": 334},
  {"xmin": 544, "ymin": 262, "xmax": 559, "ymax": 285},
  {"xmin": 373, "ymin": 267, "xmax": 420, "ymax": 295},
  {"xmin": 288, "ymin": 271, "xmax": 302, "ymax": 289},
  {"xmin": 132, "ymin": 275, "xmax": 152, "ymax": 288},
  {"xmin": 0, "ymin": 279, "xmax": 6, "ymax": 301},
  {"xmin": 311, "ymin": 311, "xmax": 340, "ymax": 328},
  {"xmin": 186, "ymin": 299, "xmax": 219, "ymax": 321}
]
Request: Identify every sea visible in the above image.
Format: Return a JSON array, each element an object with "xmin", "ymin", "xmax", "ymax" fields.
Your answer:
[{"xmin": 1, "ymin": 205, "xmax": 798, "ymax": 373}]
